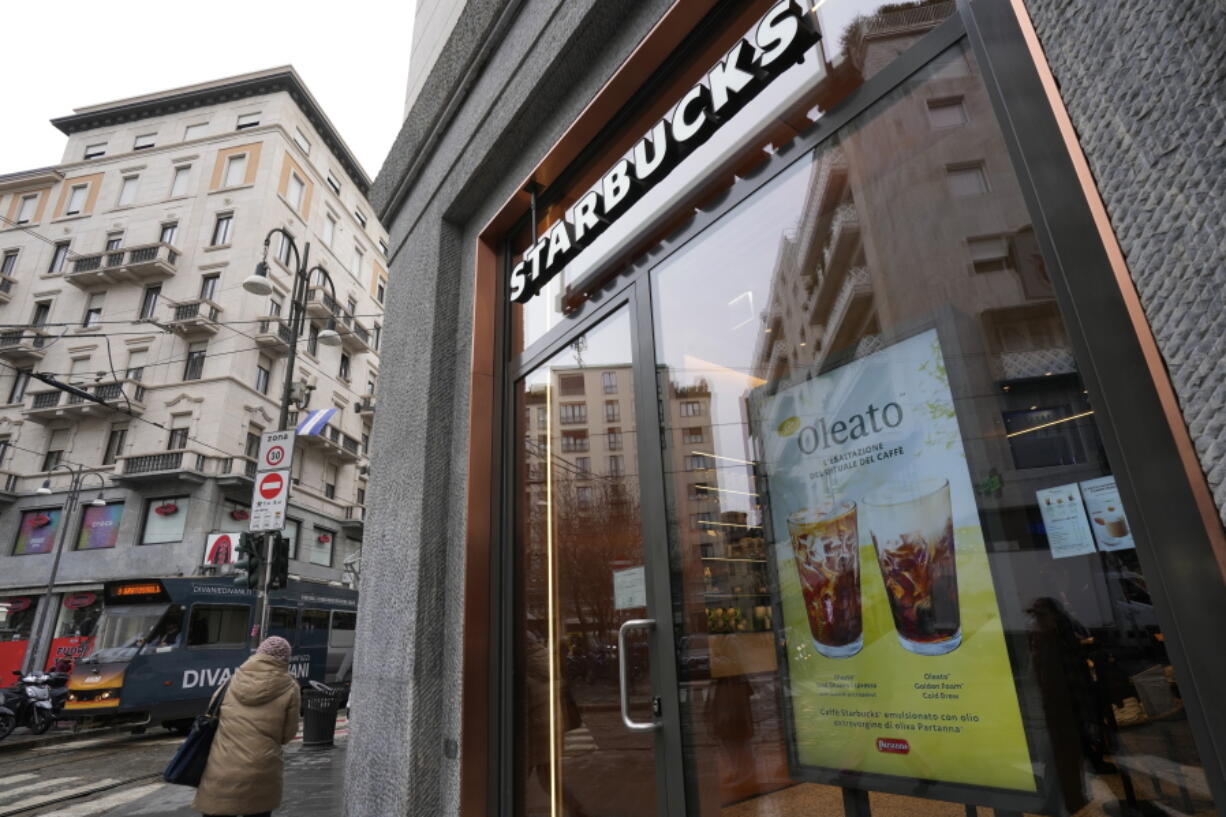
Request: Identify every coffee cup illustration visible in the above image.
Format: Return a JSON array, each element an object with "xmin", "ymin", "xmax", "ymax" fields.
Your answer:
[{"xmin": 864, "ymin": 477, "xmax": 962, "ymax": 656}]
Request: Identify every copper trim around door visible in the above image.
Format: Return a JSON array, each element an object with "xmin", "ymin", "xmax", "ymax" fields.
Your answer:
[{"xmin": 1007, "ymin": 0, "xmax": 1226, "ymax": 581}]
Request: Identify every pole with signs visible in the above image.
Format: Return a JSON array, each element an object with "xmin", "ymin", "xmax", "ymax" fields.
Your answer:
[{"xmin": 251, "ymin": 430, "xmax": 295, "ymax": 640}]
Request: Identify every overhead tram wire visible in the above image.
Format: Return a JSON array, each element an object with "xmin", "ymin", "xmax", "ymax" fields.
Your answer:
[
  {"xmin": 0, "ymin": 358, "xmax": 237, "ymax": 461},
  {"xmin": 0, "ymin": 359, "xmax": 360, "ymax": 501}
]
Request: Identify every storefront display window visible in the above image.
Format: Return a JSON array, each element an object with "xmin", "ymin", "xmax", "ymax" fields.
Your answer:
[
  {"xmin": 74, "ymin": 502, "xmax": 124, "ymax": 550},
  {"xmin": 13, "ymin": 508, "xmax": 62, "ymax": 555},
  {"xmin": 49, "ymin": 591, "xmax": 101, "ymax": 670},
  {"xmin": 0, "ymin": 595, "xmax": 37, "ymax": 678},
  {"xmin": 502, "ymin": 22, "xmax": 1221, "ymax": 817},
  {"xmin": 642, "ymin": 42, "xmax": 1214, "ymax": 817},
  {"xmin": 140, "ymin": 496, "xmax": 189, "ymax": 544},
  {"xmin": 218, "ymin": 499, "xmax": 251, "ymax": 533},
  {"xmin": 306, "ymin": 527, "xmax": 334, "ymax": 567}
]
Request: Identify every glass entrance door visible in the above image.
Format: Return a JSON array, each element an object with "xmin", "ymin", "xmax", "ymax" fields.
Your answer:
[{"xmin": 512, "ymin": 301, "xmax": 677, "ymax": 817}]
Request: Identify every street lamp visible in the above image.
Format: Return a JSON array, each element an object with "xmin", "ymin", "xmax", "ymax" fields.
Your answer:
[
  {"xmin": 24, "ymin": 463, "xmax": 109, "ymax": 674},
  {"xmin": 242, "ymin": 229, "xmax": 343, "ymax": 634}
]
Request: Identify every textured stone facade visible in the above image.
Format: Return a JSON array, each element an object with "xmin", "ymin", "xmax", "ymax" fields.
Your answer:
[
  {"xmin": 1023, "ymin": 0, "xmax": 1226, "ymax": 523},
  {"xmin": 351, "ymin": 3, "xmax": 675, "ymax": 816}
]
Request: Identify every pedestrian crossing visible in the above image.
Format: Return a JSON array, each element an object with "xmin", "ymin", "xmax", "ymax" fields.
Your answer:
[
  {"xmin": 0, "ymin": 777, "xmax": 121, "ymax": 815},
  {"xmin": 37, "ymin": 782, "xmax": 169, "ymax": 817},
  {"xmin": 0, "ymin": 718, "xmax": 350, "ymax": 816}
]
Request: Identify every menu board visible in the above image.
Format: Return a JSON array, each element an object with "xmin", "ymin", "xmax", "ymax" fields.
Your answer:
[
  {"xmin": 1036, "ymin": 484, "xmax": 1097, "ymax": 559},
  {"xmin": 1079, "ymin": 476, "xmax": 1135, "ymax": 552},
  {"xmin": 755, "ymin": 330, "xmax": 1035, "ymax": 795}
]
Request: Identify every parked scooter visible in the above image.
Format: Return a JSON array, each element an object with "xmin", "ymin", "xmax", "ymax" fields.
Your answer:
[{"xmin": 0, "ymin": 669, "xmax": 69, "ymax": 741}]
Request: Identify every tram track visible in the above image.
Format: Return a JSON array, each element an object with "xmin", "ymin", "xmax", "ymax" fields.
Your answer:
[{"xmin": 0, "ymin": 730, "xmax": 175, "ymax": 776}]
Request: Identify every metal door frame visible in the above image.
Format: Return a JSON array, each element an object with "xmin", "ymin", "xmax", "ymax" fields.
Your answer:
[{"xmin": 499, "ymin": 270, "xmax": 688, "ymax": 817}]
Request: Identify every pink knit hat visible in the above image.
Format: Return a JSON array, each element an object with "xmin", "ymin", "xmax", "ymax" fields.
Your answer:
[{"xmin": 256, "ymin": 636, "xmax": 291, "ymax": 663}]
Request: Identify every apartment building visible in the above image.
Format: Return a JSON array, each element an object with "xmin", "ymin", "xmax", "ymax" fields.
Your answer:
[{"xmin": 0, "ymin": 67, "xmax": 388, "ymax": 675}]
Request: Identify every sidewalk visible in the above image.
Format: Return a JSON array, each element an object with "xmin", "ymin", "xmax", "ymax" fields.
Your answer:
[{"xmin": 97, "ymin": 735, "xmax": 348, "ymax": 817}]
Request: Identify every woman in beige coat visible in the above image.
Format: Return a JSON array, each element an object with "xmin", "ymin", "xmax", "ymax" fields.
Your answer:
[{"xmin": 193, "ymin": 636, "xmax": 301, "ymax": 817}]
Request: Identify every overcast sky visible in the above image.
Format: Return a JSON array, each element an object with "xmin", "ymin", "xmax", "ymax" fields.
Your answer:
[{"xmin": 0, "ymin": 1, "xmax": 415, "ymax": 180}]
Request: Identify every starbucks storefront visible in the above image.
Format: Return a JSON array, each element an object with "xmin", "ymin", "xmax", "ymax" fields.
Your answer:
[{"xmin": 356, "ymin": 2, "xmax": 1226, "ymax": 817}]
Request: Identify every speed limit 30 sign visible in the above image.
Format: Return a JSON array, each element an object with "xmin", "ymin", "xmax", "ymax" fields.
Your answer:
[{"xmin": 257, "ymin": 430, "xmax": 295, "ymax": 472}]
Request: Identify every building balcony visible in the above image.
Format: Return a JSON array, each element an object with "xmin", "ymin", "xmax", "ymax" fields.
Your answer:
[
  {"xmin": 112, "ymin": 449, "xmax": 209, "ymax": 485},
  {"xmin": 0, "ymin": 274, "xmax": 17, "ymax": 304},
  {"xmin": 999, "ymin": 347, "xmax": 1078, "ymax": 381},
  {"xmin": 304, "ymin": 286, "xmax": 340, "ymax": 322},
  {"xmin": 217, "ymin": 455, "xmax": 258, "ymax": 488},
  {"xmin": 65, "ymin": 242, "xmax": 178, "ymax": 288},
  {"xmin": 340, "ymin": 317, "xmax": 372, "ymax": 354},
  {"xmin": 297, "ymin": 424, "xmax": 363, "ymax": 463},
  {"xmin": 341, "ymin": 504, "xmax": 365, "ymax": 535},
  {"xmin": 0, "ymin": 327, "xmax": 51, "ymax": 363},
  {"xmin": 816, "ymin": 267, "xmax": 873, "ymax": 360},
  {"xmin": 821, "ymin": 202, "xmax": 861, "ymax": 274},
  {"xmin": 255, "ymin": 317, "xmax": 295, "ymax": 355},
  {"xmin": 356, "ymin": 395, "xmax": 375, "ymax": 420},
  {"xmin": 167, "ymin": 299, "xmax": 223, "ymax": 337},
  {"xmin": 23, "ymin": 378, "xmax": 147, "ymax": 424}
]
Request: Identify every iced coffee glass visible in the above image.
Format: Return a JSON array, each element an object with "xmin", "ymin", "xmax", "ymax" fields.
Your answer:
[
  {"xmin": 864, "ymin": 478, "xmax": 961, "ymax": 655},
  {"xmin": 788, "ymin": 502, "xmax": 863, "ymax": 658}
]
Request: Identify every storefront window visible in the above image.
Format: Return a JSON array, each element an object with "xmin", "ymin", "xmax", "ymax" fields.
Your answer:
[
  {"xmin": 647, "ymin": 42, "xmax": 1214, "ymax": 817},
  {"xmin": 140, "ymin": 496, "xmax": 189, "ymax": 544},
  {"xmin": 0, "ymin": 595, "xmax": 37, "ymax": 678},
  {"xmin": 13, "ymin": 507, "xmax": 62, "ymax": 555},
  {"xmin": 49, "ymin": 592, "xmax": 102, "ymax": 670},
  {"xmin": 75, "ymin": 502, "xmax": 124, "ymax": 550},
  {"xmin": 284, "ymin": 518, "xmax": 301, "ymax": 560},
  {"xmin": 218, "ymin": 499, "xmax": 251, "ymax": 533},
  {"xmin": 306, "ymin": 528, "xmax": 334, "ymax": 567}
]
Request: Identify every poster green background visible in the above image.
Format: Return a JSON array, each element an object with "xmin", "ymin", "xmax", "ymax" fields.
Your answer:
[
  {"xmin": 756, "ymin": 330, "xmax": 1036, "ymax": 793},
  {"xmin": 778, "ymin": 521, "xmax": 1035, "ymax": 791}
]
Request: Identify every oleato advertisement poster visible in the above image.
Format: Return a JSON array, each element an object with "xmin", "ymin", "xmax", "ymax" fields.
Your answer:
[{"xmin": 754, "ymin": 329, "xmax": 1035, "ymax": 793}]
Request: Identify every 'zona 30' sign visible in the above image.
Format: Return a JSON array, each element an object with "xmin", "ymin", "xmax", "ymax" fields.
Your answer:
[{"xmin": 509, "ymin": 0, "xmax": 819, "ymax": 303}]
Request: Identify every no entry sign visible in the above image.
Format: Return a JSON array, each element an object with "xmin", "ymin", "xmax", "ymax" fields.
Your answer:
[
  {"xmin": 250, "ymin": 468, "xmax": 291, "ymax": 532},
  {"xmin": 259, "ymin": 471, "xmax": 285, "ymax": 499}
]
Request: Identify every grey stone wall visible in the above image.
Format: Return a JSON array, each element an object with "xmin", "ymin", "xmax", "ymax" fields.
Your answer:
[
  {"xmin": 351, "ymin": 2, "xmax": 674, "ymax": 816},
  {"xmin": 1022, "ymin": 0, "xmax": 1226, "ymax": 523}
]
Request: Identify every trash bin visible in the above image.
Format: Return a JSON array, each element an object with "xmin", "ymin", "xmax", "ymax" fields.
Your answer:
[
  {"xmin": 1130, "ymin": 665, "xmax": 1175, "ymax": 717},
  {"xmin": 300, "ymin": 684, "xmax": 343, "ymax": 748}
]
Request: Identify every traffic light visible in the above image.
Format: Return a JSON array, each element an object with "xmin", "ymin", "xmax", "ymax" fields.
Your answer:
[
  {"xmin": 233, "ymin": 533, "xmax": 264, "ymax": 590},
  {"xmin": 268, "ymin": 535, "xmax": 290, "ymax": 591}
]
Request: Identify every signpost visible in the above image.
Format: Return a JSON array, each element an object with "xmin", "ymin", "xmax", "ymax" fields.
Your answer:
[{"xmin": 249, "ymin": 430, "xmax": 296, "ymax": 638}]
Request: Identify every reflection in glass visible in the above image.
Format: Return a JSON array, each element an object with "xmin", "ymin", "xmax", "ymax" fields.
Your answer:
[
  {"xmin": 514, "ymin": 309, "xmax": 658, "ymax": 817},
  {"xmin": 650, "ymin": 35, "xmax": 1216, "ymax": 817}
]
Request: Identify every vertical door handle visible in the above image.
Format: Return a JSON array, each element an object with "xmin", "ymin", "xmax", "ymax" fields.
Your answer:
[{"xmin": 617, "ymin": 618, "xmax": 659, "ymax": 732}]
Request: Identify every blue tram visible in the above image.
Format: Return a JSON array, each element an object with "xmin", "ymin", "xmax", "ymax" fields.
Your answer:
[{"xmin": 64, "ymin": 577, "xmax": 357, "ymax": 731}]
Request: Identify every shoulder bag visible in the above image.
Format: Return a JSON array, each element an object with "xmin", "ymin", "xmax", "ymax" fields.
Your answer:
[{"xmin": 162, "ymin": 678, "xmax": 230, "ymax": 787}]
